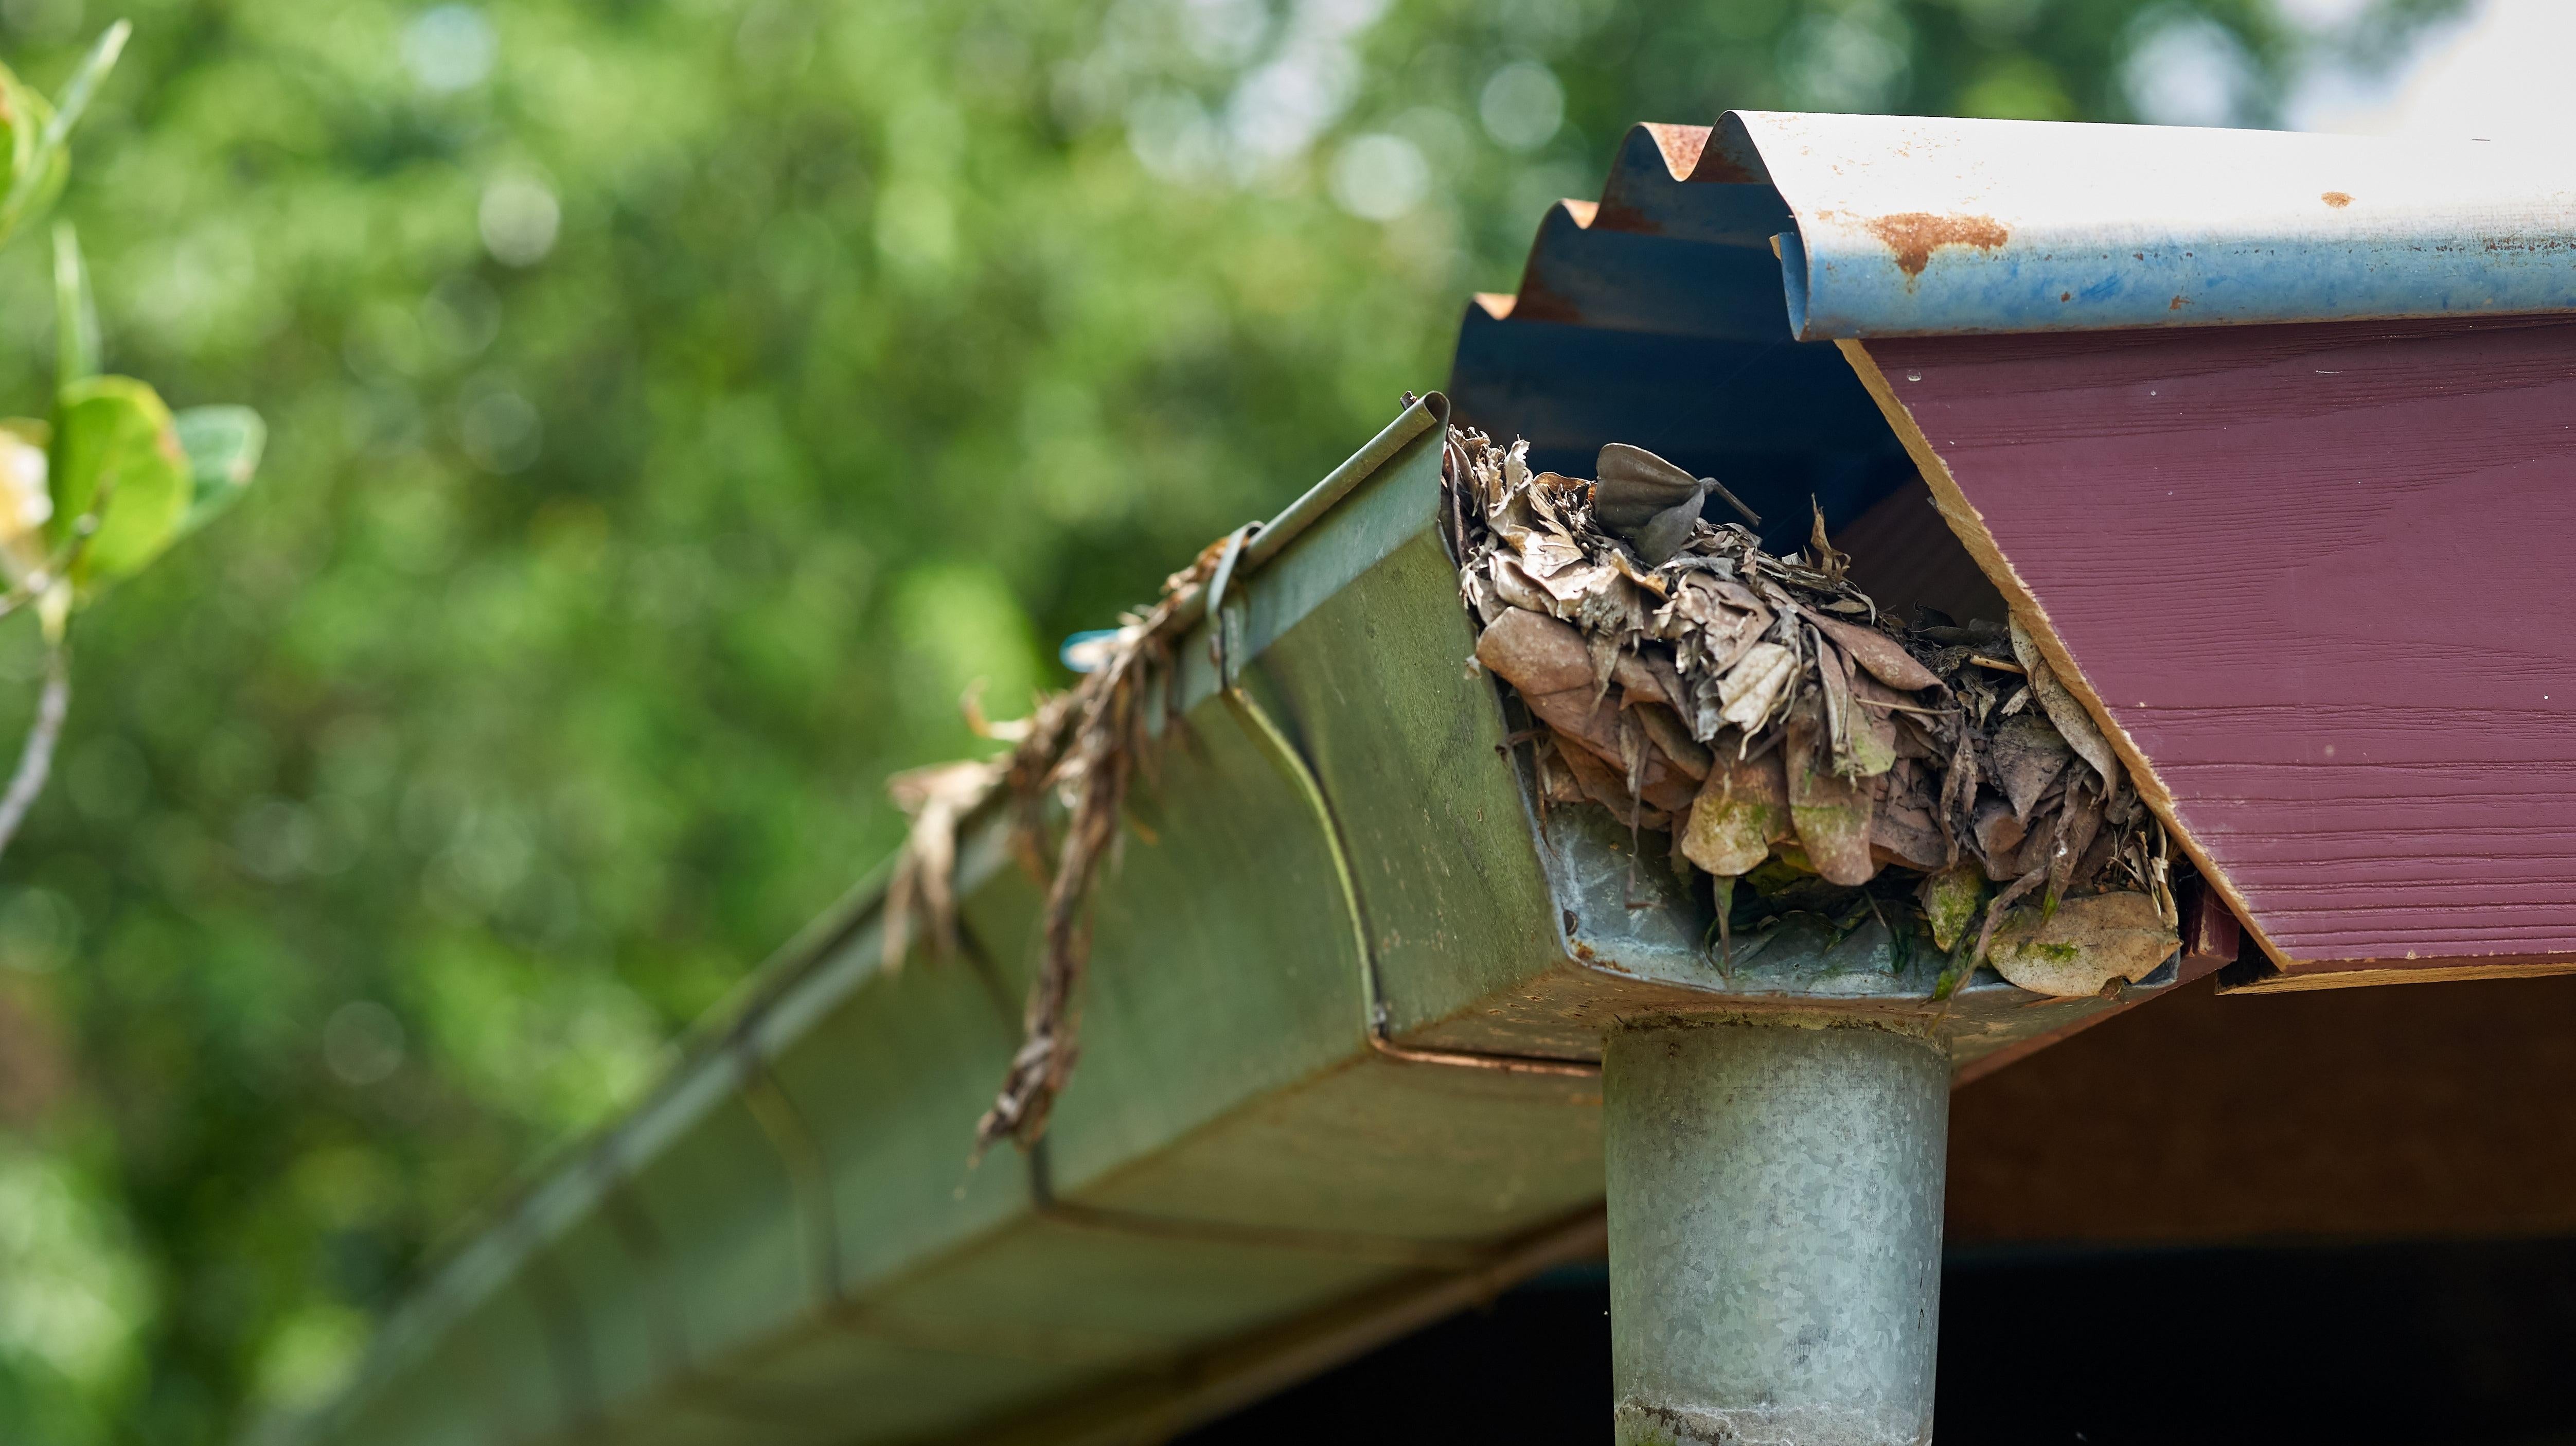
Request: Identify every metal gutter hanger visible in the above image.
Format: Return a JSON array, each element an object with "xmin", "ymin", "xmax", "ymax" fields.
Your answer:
[{"xmin": 1706, "ymin": 111, "xmax": 2576, "ymax": 339}]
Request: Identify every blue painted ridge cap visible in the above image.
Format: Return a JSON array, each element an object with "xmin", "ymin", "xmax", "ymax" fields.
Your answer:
[{"xmin": 1691, "ymin": 110, "xmax": 2576, "ymax": 339}]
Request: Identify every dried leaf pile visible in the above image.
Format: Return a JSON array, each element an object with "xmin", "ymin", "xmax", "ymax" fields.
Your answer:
[{"xmin": 1442, "ymin": 428, "xmax": 2178, "ymax": 997}]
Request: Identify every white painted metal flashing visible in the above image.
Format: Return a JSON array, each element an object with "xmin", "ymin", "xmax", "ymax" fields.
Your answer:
[{"xmin": 1704, "ymin": 111, "xmax": 2576, "ymax": 339}]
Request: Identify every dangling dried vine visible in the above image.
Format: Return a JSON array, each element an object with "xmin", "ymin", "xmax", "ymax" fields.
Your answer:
[{"xmin": 883, "ymin": 539, "xmax": 1231, "ymax": 1151}]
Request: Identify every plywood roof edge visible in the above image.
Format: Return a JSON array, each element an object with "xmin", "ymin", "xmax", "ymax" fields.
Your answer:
[{"xmin": 1832, "ymin": 337, "xmax": 2293, "ymax": 978}]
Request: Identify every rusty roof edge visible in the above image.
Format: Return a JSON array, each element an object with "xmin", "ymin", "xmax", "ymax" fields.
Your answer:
[{"xmin": 1689, "ymin": 111, "xmax": 2576, "ymax": 339}]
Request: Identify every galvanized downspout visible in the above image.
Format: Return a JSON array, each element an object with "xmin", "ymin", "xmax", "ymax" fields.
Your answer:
[{"xmin": 1605, "ymin": 1020, "xmax": 1947, "ymax": 1446}]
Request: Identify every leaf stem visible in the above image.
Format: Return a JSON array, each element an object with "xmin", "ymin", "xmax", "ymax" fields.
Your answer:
[{"xmin": 0, "ymin": 642, "xmax": 71, "ymax": 861}]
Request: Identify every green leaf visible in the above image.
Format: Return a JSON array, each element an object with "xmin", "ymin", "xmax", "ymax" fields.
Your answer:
[
  {"xmin": 171, "ymin": 405, "xmax": 265, "ymax": 538},
  {"xmin": 0, "ymin": 24, "xmax": 126, "ymax": 253},
  {"xmin": 38, "ymin": 21, "xmax": 129, "ymax": 154},
  {"xmin": 52, "ymin": 222, "xmax": 97, "ymax": 386},
  {"xmin": 47, "ymin": 376, "xmax": 189, "ymax": 589},
  {"xmin": 0, "ymin": 63, "xmax": 64, "ymax": 250}
]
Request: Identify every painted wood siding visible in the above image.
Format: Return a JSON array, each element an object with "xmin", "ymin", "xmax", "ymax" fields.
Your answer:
[{"xmin": 1850, "ymin": 316, "xmax": 2576, "ymax": 987}]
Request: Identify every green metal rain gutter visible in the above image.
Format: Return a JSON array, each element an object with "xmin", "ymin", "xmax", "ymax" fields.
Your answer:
[{"xmin": 292, "ymin": 395, "xmax": 2172, "ymax": 1446}]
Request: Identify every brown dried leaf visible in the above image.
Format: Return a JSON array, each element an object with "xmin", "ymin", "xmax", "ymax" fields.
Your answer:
[
  {"xmin": 1590, "ymin": 457, "xmax": 1706, "ymax": 566},
  {"xmin": 1717, "ymin": 642, "xmax": 1794, "ymax": 732},
  {"xmin": 2047, "ymin": 780, "xmax": 2106, "ymax": 909},
  {"xmin": 2010, "ymin": 798, "xmax": 2065, "ymax": 880},
  {"xmin": 1612, "ymin": 710, "xmax": 1701, "ymax": 815},
  {"xmin": 1642, "ymin": 652, "xmax": 1689, "ymax": 713},
  {"xmin": 1535, "ymin": 559, "xmax": 1615, "ymax": 605},
  {"xmin": 1986, "ymin": 891, "xmax": 2179, "ymax": 996},
  {"xmin": 1511, "ymin": 530, "xmax": 1585, "ymax": 580},
  {"xmin": 1870, "ymin": 791, "xmax": 1947, "ymax": 870},
  {"xmin": 1474, "ymin": 606, "xmax": 1592, "ymax": 693},
  {"xmin": 1891, "ymin": 712, "xmax": 1943, "ymax": 761},
  {"xmin": 1588, "ymin": 629, "xmax": 1624, "ymax": 705},
  {"xmin": 1489, "ymin": 555, "xmax": 1556, "ymax": 615},
  {"xmin": 1535, "ymin": 741, "xmax": 1585, "ymax": 804},
  {"xmin": 1476, "ymin": 608, "xmax": 1695, "ymax": 807},
  {"xmin": 1681, "ymin": 746, "xmax": 1789, "ymax": 876},
  {"xmin": 883, "ymin": 758, "xmax": 1006, "ymax": 971},
  {"xmin": 1988, "ymin": 712, "xmax": 2072, "ymax": 824},
  {"xmin": 1612, "ymin": 649, "xmax": 1675, "ymax": 709},
  {"xmin": 1918, "ymin": 861, "xmax": 1986, "ymax": 952},
  {"xmin": 1839, "ymin": 655, "xmax": 1903, "ymax": 779},
  {"xmin": 2010, "ymin": 615, "xmax": 2118, "ymax": 789},
  {"xmin": 2069, "ymin": 821, "xmax": 2119, "ymax": 894},
  {"xmin": 1709, "ymin": 576, "xmax": 1768, "ymax": 615},
  {"xmin": 1812, "ymin": 614, "xmax": 1942, "ymax": 692},
  {"xmin": 1972, "ymin": 796, "xmax": 2026, "ymax": 880},
  {"xmin": 1786, "ymin": 703, "xmax": 1878, "ymax": 886},
  {"xmin": 1700, "ymin": 601, "xmax": 1772, "ymax": 678},
  {"xmin": 1632, "ymin": 701, "xmax": 1712, "ymax": 781},
  {"xmin": 1603, "ymin": 534, "xmax": 1673, "ymax": 588},
  {"xmin": 1815, "ymin": 629, "xmax": 1855, "ymax": 757},
  {"xmin": 1475, "ymin": 608, "xmax": 1621, "ymax": 758},
  {"xmin": 1556, "ymin": 738, "xmax": 1644, "ymax": 823},
  {"xmin": 1940, "ymin": 725, "xmax": 1979, "ymax": 843},
  {"xmin": 1806, "ymin": 498, "xmax": 1850, "ymax": 583},
  {"xmin": 1575, "ymin": 570, "xmax": 1650, "ymax": 641}
]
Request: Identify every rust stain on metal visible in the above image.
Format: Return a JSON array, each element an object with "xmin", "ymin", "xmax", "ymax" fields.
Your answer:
[
  {"xmin": 1689, "ymin": 140, "xmax": 1765, "ymax": 186},
  {"xmin": 2170, "ymin": 295, "xmax": 2191, "ymax": 311},
  {"xmin": 1864, "ymin": 213, "xmax": 2010, "ymax": 281},
  {"xmin": 1507, "ymin": 275, "xmax": 1587, "ymax": 326},
  {"xmin": 2480, "ymin": 235, "xmax": 2570, "ymax": 253},
  {"xmin": 2322, "ymin": 191, "xmax": 2354, "ymax": 209},
  {"xmin": 1592, "ymin": 201, "xmax": 1661, "ymax": 235},
  {"xmin": 1642, "ymin": 122, "xmax": 1712, "ymax": 181}
]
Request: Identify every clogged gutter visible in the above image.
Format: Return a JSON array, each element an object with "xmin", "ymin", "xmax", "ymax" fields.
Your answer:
[
  {"xmin": 887, "ymin": 424, "xmax": 2185, "ymax": 1153},
  {"xmin": 1441, "ymin": 428, "xmax": 2179, "ymax": 998}
]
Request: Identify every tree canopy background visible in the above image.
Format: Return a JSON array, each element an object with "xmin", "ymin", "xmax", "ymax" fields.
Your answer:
[{"xmin": 0, "ymin": 0, "xmax": 2452, "ymax": 1438}]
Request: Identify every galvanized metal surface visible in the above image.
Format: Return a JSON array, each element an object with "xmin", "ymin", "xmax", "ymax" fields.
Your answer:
[
  {"xmin": 1605, "ymin": 1022, "xmax": 1947, "ymax": 1446},
  {"xmin": 1715, "ymin": 111, "xmax": 2576, "ymax": 340}
]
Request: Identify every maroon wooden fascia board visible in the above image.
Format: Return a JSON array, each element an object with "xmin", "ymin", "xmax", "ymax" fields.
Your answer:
[{"xmin": 1852, "ymin": 316, "xmax": 2576, "ymax": 985}]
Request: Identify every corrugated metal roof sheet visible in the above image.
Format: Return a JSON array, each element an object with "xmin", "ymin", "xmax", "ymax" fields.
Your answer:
[
  {"xmin": 1473, "ymin": 113, "xmax": 2576, "ymax": 344},
  {"xmin": 1446, "ymin": 121, "xmax": 1906, "ymax": 556},
  {"xmin": 1447, "ymin": 109, "xmax": 2576, "ymax": 550},
  {"xmin": 1740, "ymin": 112, "xmax": 2576, "ymax": 339}
]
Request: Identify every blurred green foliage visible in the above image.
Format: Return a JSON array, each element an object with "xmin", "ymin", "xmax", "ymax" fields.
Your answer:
[{"xmin": 0, "ymin": 0, "xmax": 2453, "ymax": 1439}]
